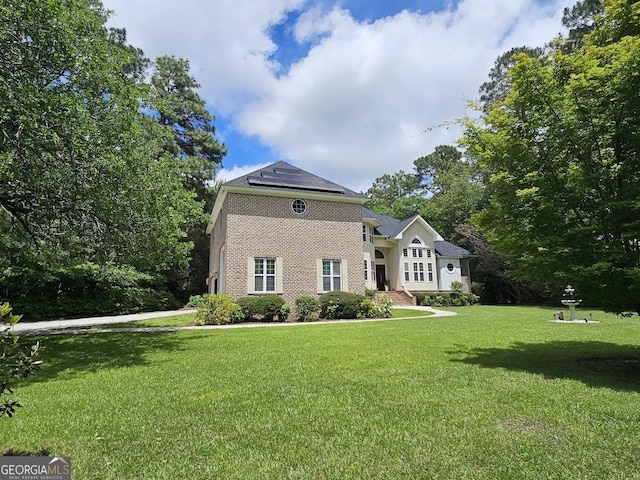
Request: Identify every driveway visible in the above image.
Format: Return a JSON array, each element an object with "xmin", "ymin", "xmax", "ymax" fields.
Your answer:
[{"xmin": 11, "ymin": 309, "xmax": 196, "ymax": 333}]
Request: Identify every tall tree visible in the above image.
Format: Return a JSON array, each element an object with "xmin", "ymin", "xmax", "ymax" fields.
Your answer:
[
  {"xmin": 146, "ymin": 56, "xmax": 227, "ymax": 299},
  {"xmin": 0, "ymin": 0, "xmax": 202, "ymax": 315},
  {"xmin": 479, "ymin": 47, "xmax": 544, "ymax": 113},
  {"xmin": 414, "ymin": 146, "xmax": 486, "ymax": 243},
  {"xmin": 560, "ymin": 0, "xmax": 605, "ymax": 52},
  {"xmin": 464, "ymin": 0, "xmax": 640, "ymax": 313}
]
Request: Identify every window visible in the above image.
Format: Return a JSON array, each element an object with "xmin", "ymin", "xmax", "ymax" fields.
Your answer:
[
  {"xmin": 404, "ymin": 262, "xmax": 410, "ymax": 282},
  {"xmin": 369, "ymin": 226, "xmax": 374, "ymax": 243},
  {"xmin": 254, "ymin": 258, "xmax": 276, "ymax": 292},
  {"xmin": 362, "ymin": 225, "xmax": 367, "ymax": 242},
  {"xmin": 447, "ymin": 263, "xmax": 455, "ymax": 272},
  {"xmin": 428, "ymin": 263, "xmax": 433, "ymax": 282},
  {"xmin": 403, "ymin": 248, "xmax": 408, "ymax": 257},
  {"xmin": 322, "ymin": 260, "xmax": 342, "ymax": 291},
  {"xmin": 371, "ymin": 260, "xmax": 375, "ymax": 271},
  {"xmin": 364, "ymin": 260, "xmax": 368, "ymax": 280},
  {"xmin": 291, "ymin": 199, "xmax": 307, "ymax": 214},
  {"xmin": 413, "ymin": 262, "xmax": 424, "ymax": 282},
  {"xmin": 412, "ymin": 248, "xmax": 423, "ymax": 258},
  {"xmin": 426, "ymin": 249, "xmax": 432, "ymax": 258},
  {"xmin": 412, "ymin": 238, "xmax": 422, "ymax": 244}
]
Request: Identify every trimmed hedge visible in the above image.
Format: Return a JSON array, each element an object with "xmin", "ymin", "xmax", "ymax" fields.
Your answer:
[
  {"xmin": 413, "ymin": 291, "xmax": 480, "ymax": 307},
  {"xmin": 319, "ymin": 291, "xmax": 366, "ymax": 319},
  {"xmin": 236, "ymin": 295, "xmax": 289, "ymax": 322}
]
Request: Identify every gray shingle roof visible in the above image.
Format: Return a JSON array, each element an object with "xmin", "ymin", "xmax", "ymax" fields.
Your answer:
[
  {"xmin": 434, "ymin": 240, "xmax": 471, "ymax": 257},
  {"xmin": 225, "ymin": 161, "xmax": 364, "ymax": 199},
  {"xmin": 363, "ymin": 207, "xmax": 471, "ymax": 256}
]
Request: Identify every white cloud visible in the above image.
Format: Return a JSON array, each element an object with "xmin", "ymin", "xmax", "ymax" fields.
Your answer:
[
  {"xmin": 217, "ymin": 162, "xmax": 273, "ymax": 183},
  {"xmin": 103, "ymin": 0, "xmax": 573, "ymax": 191}
]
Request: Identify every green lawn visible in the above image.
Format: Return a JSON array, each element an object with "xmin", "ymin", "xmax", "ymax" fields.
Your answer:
[{"xmin": 3, "ymin": 306, "xmax": 639, "ymax": 479}]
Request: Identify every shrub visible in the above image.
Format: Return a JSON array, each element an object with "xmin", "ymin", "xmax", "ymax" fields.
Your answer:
[
  {"xmin": 416, "ymin": 291, "xmax": 480, "ymax": 307},
  {"xmin": 186, "ymin": 295, "xmax": 206, "ymax": 308},
  {"xmin": 375, "ymin": 294, "xmax": 394, "ymax": 318},
  {"xmin": 450, "ymin": 281, "xmax": 464, "ymax": 296},
  {"xmin": 359, "ymin": 298, "xmax": 378, "ymax": 318},
  {"xmin": 279, "ymin": 303, "xmax": 291, "ymax": 322},
  {"xmin": 359, "ymin": 294, "xmax": 393, "ymax": 318},
  {"xmin": 1, "ymin": 303, "xmax": 41, "ymax": 418},
  {"xmin": 196, "ymin": 294, "xmax": 240, "ymax": 325},
  {"xmin": 236, "ymin": 295, "xmax": 286, "ymax": 322},
  {"xmin": 364, "ymin": 289, "xmax": 377, "ymax": 299},
  {"xmin": 295, "ymin": 295, "xmax": 321, "ymax": 322},
  {"xmin": 319, "ymin": 291, "xmax": 365, "ymax": 320}
]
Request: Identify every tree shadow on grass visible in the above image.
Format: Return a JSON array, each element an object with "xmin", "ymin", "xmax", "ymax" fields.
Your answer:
[
  {"xmin": 450, "ymin": 341, "xmax": 640, "ymax": 392},
  {"xmin": 16, "ymin": 331, "xmax": 190, "ymax": 385}
]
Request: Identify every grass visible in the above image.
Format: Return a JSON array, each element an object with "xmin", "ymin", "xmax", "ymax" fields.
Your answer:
[{"xmin": 3, "ymin": 305, "xmax": 639, "ymax": 479}]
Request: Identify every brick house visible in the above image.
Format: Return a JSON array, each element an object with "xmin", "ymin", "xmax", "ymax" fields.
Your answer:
[{"xmin": 207, "ymin": 161, "xmax": 471, "ymax": 305}]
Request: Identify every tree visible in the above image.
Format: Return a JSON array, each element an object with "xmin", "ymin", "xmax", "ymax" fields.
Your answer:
[
  {"xmin": 365, "ymin": 171, "xmax": 420, "ymax": 211},
  {"xmin": 464, "ymin": 0, "xmax": 640, "ymax": 313},
  {"xmin": 0, "ymin": 0, "xmax": 203, "ymax": 315},
  {"xmin": 560, "ymin": 0, "xmax": 605, "ymax": 52},
  {"xmin": 147, "ymin": 56, "xmax": 227, "ymax": 299},
  {"xmin": 1, "ymin": 303, "xmax": 40, "ymax": 418},
  {"xmin": 414, "ymin": 146, "xmax": 486, "ymax": 243},
  {"xmin": 479, "ymin": 47, "xmax": 544, "ymax": 113}
]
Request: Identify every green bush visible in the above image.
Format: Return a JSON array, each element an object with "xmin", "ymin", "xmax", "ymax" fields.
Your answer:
[
  {"xmin": 236, "ymin": 295, "xmax": 287, "ymax": 322},
  {"xmin": 359, "ymin": 294, "xmax": 394, "ymax": 318},
  {"xmin": 279, "ymin": 303, "xmax": 291, "ymax": 322},
  {"xmin": 415, "ymin": 291, "xmax": 480, "ymax": 307},
  {"xmin": 186, "ymin": 295, "xmax": 206, "ymax": 308},
  {"xmin": 295, "ymin": 295, "xmax": 321, "ymax": 322},
  {"xmin": 375, "ymin": 294, "xmax": 394, "ymax": 318},
  {"xmin": 196, "ymin": 294, "xmax": 240, "ymax": 325},
  {"xmin": 319, "ymin": 291, "xmax": 365, "ymax": 320},
  {"xmin": 364, "ymin": 289, "xmax": 377, "ymax": 299},
  {"xmin": 1, "ymin": 303, "xmax": 41, "ymax": 418},
  {"xmin": 1, "ymin": 262, "xmax": 180, "ymax": 319},
  {"xmin": 450, "ymin": 281, "xmax": 464, "ymax": 296}
]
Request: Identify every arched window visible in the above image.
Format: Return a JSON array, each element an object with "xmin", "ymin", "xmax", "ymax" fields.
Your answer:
[
  {"xmin": 375, "ymin": 250, "xmax": 385, "ymax": 259},
  {"xmin": 411, "ymin": 238, "xmax": 422, "ymax": 244}
]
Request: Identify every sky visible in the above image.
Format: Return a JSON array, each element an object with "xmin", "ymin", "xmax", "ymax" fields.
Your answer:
[{"xmin": 102, "ymin": 0, "xmax": 574, "ymax": 192}]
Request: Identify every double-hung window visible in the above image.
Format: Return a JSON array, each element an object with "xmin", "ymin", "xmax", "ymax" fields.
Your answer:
[
  {"xmin": 413, "ymin": 262, "xmax": 424, "ymax": 282},
  {"xmin": 254, "ymin": 258, "xmax": 276, "ymax": 292},
  {"xmin": 322, "ymin": 260, "xmax": 342, "ymax": 291}
]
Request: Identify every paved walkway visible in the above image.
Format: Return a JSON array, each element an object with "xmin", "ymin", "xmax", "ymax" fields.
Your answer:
[
  {"xmin": 12, "ymin": 309, "xmax": 196, "ymax": 333},
  {"xmin": 11, "ymin": 305, "xmax": 456, "ymax": 335}
]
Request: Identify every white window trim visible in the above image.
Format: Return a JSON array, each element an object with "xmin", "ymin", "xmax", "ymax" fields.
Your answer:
[
  {"xmin": 247, "ymin": 257, "xmax": 283, "ymax": 294},
  {"xmin": 317, "ymin": 259, "xmax": 348, "ymax": 293}
]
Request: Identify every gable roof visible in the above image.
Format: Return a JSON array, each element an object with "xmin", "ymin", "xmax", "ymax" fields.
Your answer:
[
  {"xmin": 362, "ymin": 207, "xmax": 444, "ymax": 241},
  {"xmin": 225, "ymin": 161, "xmax": 364, "ymax": 199}
]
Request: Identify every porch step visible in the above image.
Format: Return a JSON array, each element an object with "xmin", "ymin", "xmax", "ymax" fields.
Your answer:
[{"xmin": 378, "ymin": 290, "xmax": 417, "ymax": 307}]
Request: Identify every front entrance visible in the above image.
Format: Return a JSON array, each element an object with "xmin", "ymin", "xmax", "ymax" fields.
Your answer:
[{"xmin": 376, "ymin": 265, "xmax": 387, "ymax": 291}]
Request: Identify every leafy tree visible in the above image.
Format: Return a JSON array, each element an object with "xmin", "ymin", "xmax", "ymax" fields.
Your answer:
[
  {"xmin": 1, "ymin": 303, "xmax": 40, "ymax": 418},
  {"xmin": 464, "ymin": 0, "xmax": 640, "ymax": 313},
  {"xmin": 365, "ymin": 171, "xmax": 420, "ymax": 210},
  {"xmin": 479, "ymin": 47, "xmax": 544, "ymax": 113},
  {"xmin": 147, "ymin": 56, "xmax": 227, "ymax": 300},
  {"xmin": 0, "ymin": 0, "xmax": 202, "ymax": 314},
  {"xmin": 414, "ymin": 146, "xmax": 486, "ymax": 243}
]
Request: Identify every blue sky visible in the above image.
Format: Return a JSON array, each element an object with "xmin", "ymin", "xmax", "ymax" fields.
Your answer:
[{"xmin": 103, "ymin": 0, "xmax": 573, "ymax": 191}]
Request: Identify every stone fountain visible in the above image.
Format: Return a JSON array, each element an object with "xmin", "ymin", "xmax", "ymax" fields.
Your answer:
[{"xmin": 560, "ymin": 285, "xmax": 581, "ymax": 321}]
